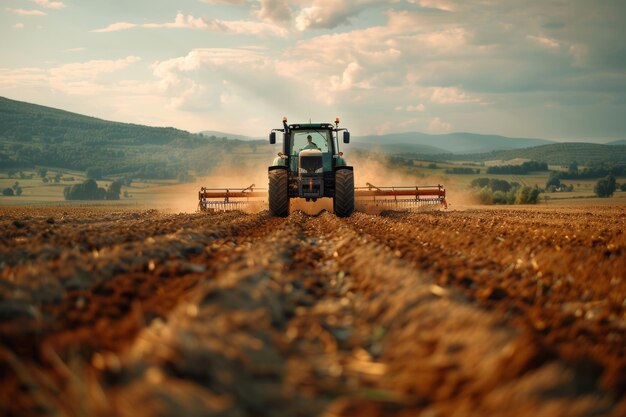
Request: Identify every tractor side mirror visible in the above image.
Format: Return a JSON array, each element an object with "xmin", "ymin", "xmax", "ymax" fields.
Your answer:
[
  {"xmin": 343, "ymin": 131, "xmax": 350, "ymax": 144},
  {"xmin": 269, "ymin": 131, "xmax": 276, "ymax": 144}
]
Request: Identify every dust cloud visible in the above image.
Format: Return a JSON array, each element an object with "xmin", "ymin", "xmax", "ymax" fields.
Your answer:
[
  {"xmin": 350, "ymin": 154, "xmax": 479, "ymax": 211},
  {"xmin": 153, "ymin": 161, "xmax": 271, "ymax": 213},
  {"xmin": 152, "ymin": 153, "xmax": 478, "ymax": 214}
]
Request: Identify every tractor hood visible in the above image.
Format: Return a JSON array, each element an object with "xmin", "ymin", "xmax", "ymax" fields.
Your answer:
[{"xmin": 298, "ymin": 149, "xmax": 323, "ymax": 174}]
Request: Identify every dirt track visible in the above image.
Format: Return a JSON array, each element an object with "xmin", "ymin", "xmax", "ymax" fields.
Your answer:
[{"xmin": 0, "ymin": 206, "xmax": 624, "ymax": 416}]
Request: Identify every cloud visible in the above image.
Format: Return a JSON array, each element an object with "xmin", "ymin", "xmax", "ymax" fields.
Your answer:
[
  {"xmin": 93, "ymin": 12, "xmax": 287, "ymax": 36},
  {"xmin": 200, "ymin": 0, "xmax": 248, "ymax": 4},
  {"xmin": 428, "ymin": 116, "xmax": 452, "ymax": 132},
  {"xmin": 4, "ymin": 0, "xmax": 626, "ymax": 139},
  {"xmin": 406, "ymin": 103, "xmax": 425, "ymax": 112},
  {"xmin": 410, "ymin": 0, "xmax": 457, "ymax": 12},
  {"xmin": 63, "ymin": 47, "xmax": 86, "ymax": 53},
  {"xmin": 429, "ymin": 87, "xmax": 480, "ymax": 104},
  {"xmin": 32, "ymin": 0, "xmax": 65, "ymax": 9},
  {"xmin": 257, "ymin": 0, "xmax": 292, "ymax": 23},
  {"xmin": 6, "ymin": 8, "xmax": 46, "ymax": 16},
  {"xmin": 13, "ymin": 23, "xmax": 25, "ymax": 29},
  {"xmin": 295, "ymin": 0, "xmax": 377, "ymax": 31},
  {"xmin": 528, "ymin": 34, "xmax": 560, "ymax": 48},
  {"xmin": 0, "ymin": 56, "xmax": 142, "ymax": 96}
]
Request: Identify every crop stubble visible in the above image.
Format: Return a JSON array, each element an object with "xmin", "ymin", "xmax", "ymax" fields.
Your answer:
[{"xmin": 0, "ymin": 205, "xmax": 624, "ymax": 416}]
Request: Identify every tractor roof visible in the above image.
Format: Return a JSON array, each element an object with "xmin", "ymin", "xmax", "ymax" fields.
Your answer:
[{"xmin": 289, "ymin": 123, "xmax": 333, "ymax": 130}]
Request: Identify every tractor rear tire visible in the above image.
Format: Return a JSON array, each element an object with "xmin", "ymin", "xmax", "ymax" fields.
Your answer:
[
  {"xmin": 269, "ymin": 169, "xmax": 289, "ymax": 217},
  {"xmin": 334, "ymin": 169, "xmax": 354, "ymax": 217}
]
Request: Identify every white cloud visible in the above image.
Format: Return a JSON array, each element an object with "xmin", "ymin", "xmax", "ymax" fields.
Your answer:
[
  {"xmin": 93, "ymin": 12, "xmax": 287, "ymax": 36},
  {"xmin": 151, "ymin": 48, "xmax": 276, "ymax": 112},
  {"xmin": 6, "ymin": 8, "xmax": 45, "ymax": 16},
  {"xmin": 429, "ymin": 87, "xmax": 480, "ymax": 104},
  {"xmin": 200, "ymin": 0, "xmax": 248, "ymax": 4},
  {"xmin": 63, "ymin": 47, "xmax": 86, "ymax": 53},
  {"xmin": 528, "ymin": 34, "xmax": 560, "ymax": 48},
  {"xmin": 406, "ymin": 103, "xmax": 425, "ymax": 112},
  {"xmin": 13, "ymin": 23, "xmax": 25, "ymax": 29},
  {"xmin": 411, "ymin": 0, "xmax": 458, "ymax": 12},
  {"xmin": 32, "ymin": 0, "xmax": 65, "ymax": 9},
  {"xmin": 428, "ymin": 116, "xmax": 452, "ymax": 132},
  {"xmin": 257, "ymin": 0, "xmax": 292, "ymax": 23},
  {"xmin": 0, "ymin": 56, "xmax": 142, "ymax": 96},
  {"xmin": 295, "ymin": 0, "xmax": 380, "ymax": 31}
]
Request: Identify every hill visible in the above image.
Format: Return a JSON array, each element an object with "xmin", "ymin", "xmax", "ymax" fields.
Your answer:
[
  {"xmin": 199, "ymin": 130, "xmax": 263, "ymax": 141},
  {"xmin": 431, "ymin": 142, "xmax": 626, "ymax": 165},
  {"xmin": 355, "ymin": 131, "xmax": 555, "ymax": 154},
  {"xmin": 351, "ymin": 142, "xmax": 448, "ymax": 155},
  {"xmin": 0, "ymin": 96, "xmax": 272, "ymax": 179},
  {"xmin": 607, "ymin": 139, "xmax": 626, "ymax": 146}
]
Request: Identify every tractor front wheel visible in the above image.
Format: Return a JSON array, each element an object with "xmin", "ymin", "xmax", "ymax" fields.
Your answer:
[
  {"xmin": 268, "ymin": 169, "xmax": 289, "ymax": 217},
  {"xmin": 334, "ymin": 169, "xmax": 354, "ymax": 217}
]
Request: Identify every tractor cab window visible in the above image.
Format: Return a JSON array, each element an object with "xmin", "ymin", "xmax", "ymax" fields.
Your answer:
[{"xmin": 291, "ymin": 130, "xmax": 330, "ymax": 154}]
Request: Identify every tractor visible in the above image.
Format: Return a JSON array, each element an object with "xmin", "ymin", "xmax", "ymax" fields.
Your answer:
[
  {"xmin": 198, "ymin": 117, "xmax": 447, "ymax": 215},
  {"xmin": 267, "ymin": 117, "xmax": 353, "ymax": 217}
]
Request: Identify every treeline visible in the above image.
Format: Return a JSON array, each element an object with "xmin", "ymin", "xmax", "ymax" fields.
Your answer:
[
  {"xmin": 486, "ymin": 160, "xmax": 548, "ymax": 174},
  {"xmin": 64, "ymin": 179, "xmax": 122, "ymax": 200},
  {"xmin": 470, "ymin": 178, "xmax": 540, "ymax": 205},
  {"xmin": 556, "ymin": 162, "xmax": 625, "ymax": 179}
]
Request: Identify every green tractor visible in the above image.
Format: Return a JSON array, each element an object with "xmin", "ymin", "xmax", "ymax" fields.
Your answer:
[
  {"xmin": 197, "ymin": 117, "xmax": 447, "ymax": 214},
  {"xmin": 267, "ymin": 117, "xmax": 354, "ymax": 217}
]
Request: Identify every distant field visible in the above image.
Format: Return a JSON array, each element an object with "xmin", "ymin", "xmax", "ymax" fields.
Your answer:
[{"xmin": 2, "ymin": 164, "xmax": 626, "ymax": 210}]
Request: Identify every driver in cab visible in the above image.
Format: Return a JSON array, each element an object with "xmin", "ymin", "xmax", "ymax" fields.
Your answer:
[{"xmin": 301, "ymin": 135, "xmax": 320, "ymax": 151}]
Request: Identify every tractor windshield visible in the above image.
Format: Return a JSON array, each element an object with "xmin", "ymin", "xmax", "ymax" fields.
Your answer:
[{"xmin": 291, "ymin": 130, "xmax": 330, "ymax": 154}]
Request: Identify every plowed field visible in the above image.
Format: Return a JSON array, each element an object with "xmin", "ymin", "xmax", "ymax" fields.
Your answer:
[{"xmin": 1, "ymin": 206, "xmax": 624, "ymax": 416}]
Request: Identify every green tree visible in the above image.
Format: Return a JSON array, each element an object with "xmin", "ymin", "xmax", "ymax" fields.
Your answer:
[
  {"xmin": 546, "ymin": 174, "xmax": 561, "ymax": 189},
  {"xmin": 37, "ymin": 167, "xmax": 47, "ymax": 178},
  {"xmin": 594, "ymin": 175, "xmax": 616, "ymax": 197},
  {"xmin": 106, "ymin": 180, "xmax": 122, "ymax": 200},
  {"xmin": 15, "ymin": 186, "xmax": 23, "ymax": 196},
  {"xmin": 64, "ymin": 179, "xmax": 107, "ymax": 200},
  {"xmin": 620, "ymin": 183, "xmax": 626, "ymax": 192},
  {"xmin": 515, "ymin": 186, "xmax": 541, "ymax": 204},
  {"xmin": 2, "ymin": 188, "xmax": 14, "ymax": 196}
]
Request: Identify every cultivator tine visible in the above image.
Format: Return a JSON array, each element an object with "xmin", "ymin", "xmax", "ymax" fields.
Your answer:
[
  {"xmin": 354, "ymin": 182, "xmax": 447, "ymax": 211},
  {"xmin": 198, "ymin": 184, "xmax": 267, "ymax": 212}
]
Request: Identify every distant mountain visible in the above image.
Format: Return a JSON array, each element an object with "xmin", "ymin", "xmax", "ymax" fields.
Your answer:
[
  {"xmin": 351, "ymin": 142, "xmax": 449, "ymax": 155},
  {"xmin": 434, "ymin": 143, "xmax": 626, "ymax": 165},
  {"xmin": 355, "ymin": 132, "xmax": 555, "ymax": 154},
  {"xmin": 607, "ymin": 139, "xmax": 626, "ymax": 146},
  {"xmin": 199, "ymin": 130, "xmax": 263, "ymax": 141}
]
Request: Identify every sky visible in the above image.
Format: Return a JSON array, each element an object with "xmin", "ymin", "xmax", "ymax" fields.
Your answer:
[{"xmin": 1, "ymin": 0, "xmax": 625, "ymax": 141}]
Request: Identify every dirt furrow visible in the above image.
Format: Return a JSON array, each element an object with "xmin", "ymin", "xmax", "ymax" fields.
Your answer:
[
  {"xmin": 343, "ymin": 210, "xmax": 626, "ymax": 392},
  {"xmin": 308, "ymin": 212, "xmax": 620, "ymax": 416},
  {"xmin": 1, "ymin": 206, "xmax": 624, "ymax": 417},
  {"xmin": 86, "ymin": 212, "xmax": 332, "ymax": 417},
  {"xmin": 0, "ymin": 210, "xmax": 286, "ymax": 416},
  {"xmin": 0, "ymin": 209, "xmax": 244, "ymax": 266}
]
